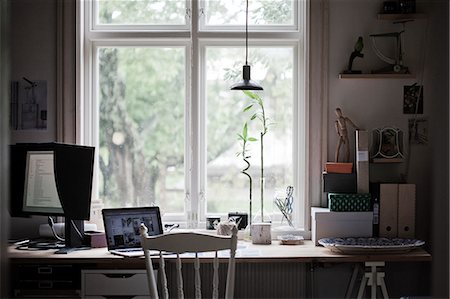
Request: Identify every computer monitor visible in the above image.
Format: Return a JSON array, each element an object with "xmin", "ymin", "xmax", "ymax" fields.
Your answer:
[
  {"xmin": 22, "ymin": 150, "xmax": 64, "ymax": 215},
  {"xmin": 10, "ymin": 143, "xmax": 95, "ymax": 253}
]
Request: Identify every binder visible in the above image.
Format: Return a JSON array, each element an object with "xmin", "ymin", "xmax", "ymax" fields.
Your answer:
[
  {"xmin": 379, "ymin": 184, "xmax": 398, "ymax": 237},
  {"xmin": 356, "ymin": 130, "xmax": 369, "ymax": 193},
  {"xmin": 398, "ymin": 184, "xmax": 416, "ymax": 238}
]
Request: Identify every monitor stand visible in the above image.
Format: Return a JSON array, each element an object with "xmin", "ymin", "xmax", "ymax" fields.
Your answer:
[{"xmin": 54, "ymin": 218, "xmax": 90, "ymax": 254}]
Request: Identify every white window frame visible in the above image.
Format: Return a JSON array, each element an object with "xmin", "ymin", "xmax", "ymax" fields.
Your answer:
[
  {"xmin": 91, "ymin": 0, "xmax": 192, "ymax": 32},
  {"xmin": 198, "ymin": 0, "xmax": 300, "ymax": 32},
  {"xmin": 78, "ymin": 0, "xmax": 309, "ymax": 231}
]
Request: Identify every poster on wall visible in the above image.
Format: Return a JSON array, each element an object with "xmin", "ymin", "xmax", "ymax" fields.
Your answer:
[
  {"xmin": 403, "ymin": 84, "xmax": 423, "ymax": 114},
  {"xmin": 10, "ymin": 78, "xmax": 47, "ymax": 130},
  {"xmin": 408, "ymin": 118, "xmax": 428, "ymax": 145}
]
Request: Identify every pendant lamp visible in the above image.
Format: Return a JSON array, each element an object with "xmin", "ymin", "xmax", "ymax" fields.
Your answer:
[{"xmin": 230, "ymin": 0, "xmax": 263, "ymax": 90}]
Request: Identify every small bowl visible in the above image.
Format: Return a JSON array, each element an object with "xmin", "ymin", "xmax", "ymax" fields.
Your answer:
[{"xmin": 278, "ymin": 235, "xmax": 304, "ymax": 245}]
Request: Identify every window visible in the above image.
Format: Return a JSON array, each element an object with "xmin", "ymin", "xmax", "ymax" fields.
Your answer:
[{"xmin": 80, "ymin": 0, "xmax": 308, "ymax": 229}]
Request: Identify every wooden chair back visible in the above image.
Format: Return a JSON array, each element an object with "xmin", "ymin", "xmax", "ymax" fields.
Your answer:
[{"xmin": 139, "ymin": 224, "xmax": 238, "ymax": 299}]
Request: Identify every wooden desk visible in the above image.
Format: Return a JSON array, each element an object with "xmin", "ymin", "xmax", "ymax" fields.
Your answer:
[
  {"xmin": 8, "ymin": 240, "xmax": 432, "ymax": 263},
  {"xmin": 8, "ymin": 241, "xmax": 431, "ymax": 298}
]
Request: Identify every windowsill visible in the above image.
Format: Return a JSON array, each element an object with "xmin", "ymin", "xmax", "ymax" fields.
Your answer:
[{"xmin": 169, "ymin": 227, "xmax": 311, "ymax": 241}]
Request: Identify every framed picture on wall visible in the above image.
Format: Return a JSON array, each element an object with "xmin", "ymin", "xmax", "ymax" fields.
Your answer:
[{"xmin": 403, "ymin": 84, "xmax": 423, "ymax": 114}]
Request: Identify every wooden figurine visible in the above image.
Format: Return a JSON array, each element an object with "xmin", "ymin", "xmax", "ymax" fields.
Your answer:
[{"xmin": 335, "ymin": 108, "xmax": 359, "ymax": 163}]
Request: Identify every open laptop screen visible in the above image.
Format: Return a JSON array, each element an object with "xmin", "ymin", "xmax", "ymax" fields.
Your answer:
[{"xmin": 102, "ymin": 207, "xmax": 163, "ymax": 250}]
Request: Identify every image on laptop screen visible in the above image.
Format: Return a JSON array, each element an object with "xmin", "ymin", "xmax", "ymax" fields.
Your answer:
[{"xmin": 102, "ymin": 207, "xmax": 163, "ymax": 250}]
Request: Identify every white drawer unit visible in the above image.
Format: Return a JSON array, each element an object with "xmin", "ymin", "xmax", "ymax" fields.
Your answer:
[{"xmin": 81, "ymin": 269, "xmax": 151, "ymax": 298}]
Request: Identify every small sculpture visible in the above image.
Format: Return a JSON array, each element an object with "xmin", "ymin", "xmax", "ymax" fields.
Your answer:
[
  {"xmin": 344, "ymin": 36, "xmax": 364, "ymax": 74},
  {"xmin": 335, "ymin": 108, "xmax": 359, "ymax": 163}
]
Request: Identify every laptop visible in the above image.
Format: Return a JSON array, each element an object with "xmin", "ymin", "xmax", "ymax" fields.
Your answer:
[{"xmin": 102, "ymin": 207, "xmax": 163, "ymax": 257}]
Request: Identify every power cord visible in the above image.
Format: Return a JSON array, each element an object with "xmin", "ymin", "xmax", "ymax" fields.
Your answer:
[{"xmin": 47, "ymin": 216, "xmax": 65, "ymax": 242}]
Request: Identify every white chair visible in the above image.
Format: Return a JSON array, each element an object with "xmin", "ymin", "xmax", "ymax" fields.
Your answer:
[{"xmin": 139, "ymin": 224, "xmax": 238, "ymax": 299}]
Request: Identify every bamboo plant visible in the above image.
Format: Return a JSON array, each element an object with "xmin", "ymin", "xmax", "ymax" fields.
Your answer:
[
  {"xmin": 241, "ymin": 90, "xmax": 269, "ymax": 223},
  {"xmin": 237, "ymin": 122, "xmax": 257, "ymax": 227}
]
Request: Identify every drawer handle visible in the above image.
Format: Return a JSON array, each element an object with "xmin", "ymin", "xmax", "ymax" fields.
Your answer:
[
  {"xmin": 103, "ymin": 273, "xmax": 135, "ymax": 278},
  {"xmin": 38, "ymin": 267, "xmax": 52, "ymax": 274},
  {"xmin": 38, "ymin": 281, "xmax": 53, "ymax": 289}
]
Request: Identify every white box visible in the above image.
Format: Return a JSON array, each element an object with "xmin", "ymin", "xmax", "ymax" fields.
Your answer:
[{"xmin": 311, "ymin": 207, "xmax": 373, "ymax": 245}]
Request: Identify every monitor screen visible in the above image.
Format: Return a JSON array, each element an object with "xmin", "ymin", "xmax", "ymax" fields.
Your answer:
[{"xmin": 22, "ymin": 150, "xmax": 64, "ymax": 215}]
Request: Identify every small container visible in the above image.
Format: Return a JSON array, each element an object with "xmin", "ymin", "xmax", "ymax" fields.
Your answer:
[
  {"xmin": 324, "ymin": 162, "xmax": 353, "ymax": 174},
  {"xmin": 278, "ymin": 235, "xmax": 304, "ymax": 245}
]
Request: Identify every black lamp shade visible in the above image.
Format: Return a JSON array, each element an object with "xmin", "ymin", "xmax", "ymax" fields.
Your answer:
[{"xmin": 230, "ymin": 65, "xmax": 263, "ymax": 91}]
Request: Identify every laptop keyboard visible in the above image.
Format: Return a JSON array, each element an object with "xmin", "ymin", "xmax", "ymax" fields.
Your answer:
[{"xmin": 119, "ymin": 248, "xmax": 143, "ymax": 252}]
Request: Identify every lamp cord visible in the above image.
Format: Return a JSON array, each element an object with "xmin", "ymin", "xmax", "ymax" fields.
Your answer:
[{"xmin": 245, "ymin": 0, "xmax": 248, "ymax": 65}]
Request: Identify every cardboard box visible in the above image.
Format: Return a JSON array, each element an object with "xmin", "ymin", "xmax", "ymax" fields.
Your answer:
[
  {"xmin": 328, "ymin": 193, "xmax": 371, "ymax": 212},
  {"xmin": 311, "ymin": 207, "xmax": 373, "ymax": 245},
  {"xmin": 323, "ymin": 172, "xmax": 357, "ymax": 193}
]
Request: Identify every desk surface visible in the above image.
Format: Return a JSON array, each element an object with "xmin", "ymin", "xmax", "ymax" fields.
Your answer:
[{"xmin": 9, "ymin": 240, "xmax": 431, "ymax": 265}]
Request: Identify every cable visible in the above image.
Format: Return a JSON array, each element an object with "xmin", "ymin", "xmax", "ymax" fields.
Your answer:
[
  {"xmin": 47, "ymin": 216, "xmax": 65, "ymax": 242},
  {"xmin": 70, "ymin": 219, "xmax": 85, "ymax": 240}
]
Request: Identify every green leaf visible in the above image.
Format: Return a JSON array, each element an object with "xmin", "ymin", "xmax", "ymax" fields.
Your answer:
[
  {"xmin": 242, "ymin": 123, "xmax": 248, "ymax": 139},
  {"xmin": 248, "ymin": 137, "xmax": 258, "ymax": 142},
  {"xmin": 237, "ymin": 133, "xmax": 244, "ymax": 141},
  {"xmin": 243, "ymin": 90, "xmax": 258, "ymax": 99},
  {"xmin": 250, "ymin": 114, "xmax": 257, "ymax": 120},
  {"xmin": 243, "ymin": 104, "xmax": 253, "ymax": 112}
]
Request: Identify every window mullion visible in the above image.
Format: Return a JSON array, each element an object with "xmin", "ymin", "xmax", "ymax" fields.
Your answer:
[{"xmin": 190, "ymin": 0, "xmax": 201, "ymax": 228}]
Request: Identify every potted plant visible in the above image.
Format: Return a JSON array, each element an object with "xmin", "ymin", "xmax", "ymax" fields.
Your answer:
[{"xmin": 240, "ymin": 90, "xmax": 269, "ymax": 223}]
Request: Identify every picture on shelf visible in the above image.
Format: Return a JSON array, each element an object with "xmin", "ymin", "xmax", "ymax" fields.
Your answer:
[
  {"xmin": 403, "ymin": 84, "xmax": 423, "ymax": 114},
  {"xmin": 408, "ymin": 118, "xmax": 428, "ymax": 145}
]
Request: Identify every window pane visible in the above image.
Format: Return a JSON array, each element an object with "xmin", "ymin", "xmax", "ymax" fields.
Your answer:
[
  {"xmin": 97, "ymin": 0, "xmax": 187, "ymax": 25},
  {"xmin": 205, "ymin": 0, "xmax": 294, "ymax": 26},
  {"xmin": 205, "ymin": 46, "xmax": 294, "ymax": 218},
  {"xmin": 98, "ymin": 47, "xmax": 186, "ymax": 213}
]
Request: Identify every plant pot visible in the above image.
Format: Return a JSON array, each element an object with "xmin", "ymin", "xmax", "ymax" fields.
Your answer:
[{"xmin": 251, "ymin": 223, "xmax": 272, "ymax": 244}]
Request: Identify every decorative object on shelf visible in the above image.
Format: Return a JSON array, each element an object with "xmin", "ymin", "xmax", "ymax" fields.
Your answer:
[
  {"xmin": 334, "ymin": 107, "xmax": 359, "ymax": 163},
  {"xmin": 230, "ymin": 0, "xmax": 263, "ymax": 90},
  {"xmin": 371, "ymin": 127, "xmax": 405, "ymax": 160},
  {"xmin": 318, "ymin": 237, "xmax": 424, "ymax": 254},
  {"xmin": 398, "ymin": 0, "xmax": 416, "ymax": 13},
  {"xmin": 408, "ymin": 118, "xmax": 428, "ymax": 145},
  {"xmin": 343, "ymin": 36, "xmax": 364, "ymax": 74},
  {"xmin": 370, "ymin": 20, "xmax": 413, "ymax": 74},
  {"xmin": 382, "ymin": 1, "xmax": 399, "ymax": 14},
  {"xmin": 403, "ymin": 83, "xmax": 423, "ymax": 114},
  {"xmin": 274, "ymin": 186, "xmax": 294, "ymax": 228}
]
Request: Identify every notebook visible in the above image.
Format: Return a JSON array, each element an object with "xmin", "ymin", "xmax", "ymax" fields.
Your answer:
[{"xmin": 102, "ymin": 207, "xmax": 163, "ymax": 257}]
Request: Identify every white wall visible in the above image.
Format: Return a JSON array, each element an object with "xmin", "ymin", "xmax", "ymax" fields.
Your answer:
[
  {"xmin": 1, "ymin": 1, "xmax": 10, "ymax": 296},
  {"xmin": 327, "ymin": 0, "xmax": 448, "ymax": 297},
  {"xmin": 9, "ymin": 0, "xmax": 58, "ymax": 239},
  {"xmin": 10, "ymin": 0, "xmax": 57, "ymax": 143}
]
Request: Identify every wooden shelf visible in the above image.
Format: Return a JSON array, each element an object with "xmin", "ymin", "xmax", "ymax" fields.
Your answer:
[
  {"xmin": 371, "ymin": 158, "xmax": 404, "ymax": 163},
  {"xmin": 339, "ymin": 73, "xmax": 414, "ymax": 79},
  {"xmin": 377, "ymin": 13, "xmax": 427, "ymax": 20}
]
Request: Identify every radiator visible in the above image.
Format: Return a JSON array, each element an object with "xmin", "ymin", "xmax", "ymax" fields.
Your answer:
[{"xmin": 164, "ymin": 262, "xmax": 307, "ymax": 298}]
